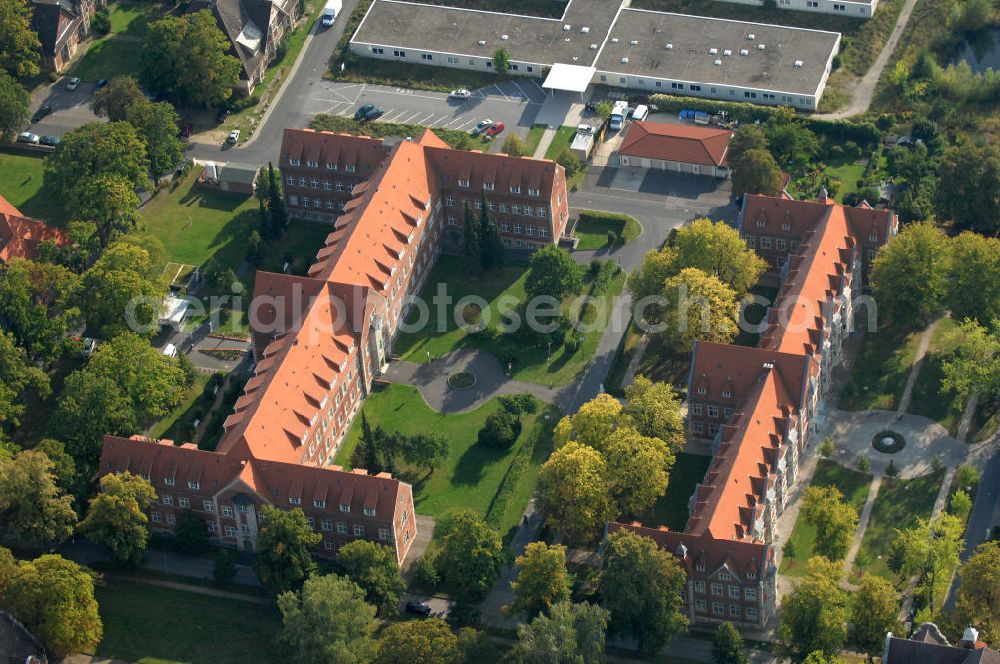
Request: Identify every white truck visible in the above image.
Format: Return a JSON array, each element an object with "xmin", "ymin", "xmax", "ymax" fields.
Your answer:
[
  {"xmin": 320, "ymin": 0, "xmax": 341, "ymax": 26},
  {"xmin": 608, "ymin": 100, "xmax": 629, "ymax": 131}
]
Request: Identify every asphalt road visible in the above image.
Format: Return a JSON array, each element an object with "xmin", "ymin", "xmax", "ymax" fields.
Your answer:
[{"xmin": 27, "ymin": 78, "xmax": 101, "ymax": 140}]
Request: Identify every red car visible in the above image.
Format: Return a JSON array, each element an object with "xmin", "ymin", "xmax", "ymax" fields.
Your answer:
[{"xmin": 485, "ymin": 122, "xmax": 505, "ymax": 136}]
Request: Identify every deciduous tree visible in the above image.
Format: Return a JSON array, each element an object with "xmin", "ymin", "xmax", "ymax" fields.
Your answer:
[
  {"xmin": 727, "ymin": 125, "xmax": 768, "ymax": 174},
  {"xmin": 77, "ymin": 240, "xmax": 164, "ymax": 337},
  {"xmin": 91, "ymin": 75, "xmax": 147, "ymax": 122},
  {"xmin": 956, "ymin": 541, "xmax": 1000, "ymax": 642},
  {"xmin": 337, "ymin": 540, "xmax": 405, "ymax": 617},
  {"xmin": 870, "ymin": 222, "xmax": 952, "ymax": 328},
  {"xmin": 553, "ymin": 393, "xmax": 621, "ymax": 452},
  {"xmin": 254, "ymin": 506, "xmax": 322, "ymax": 596},
  {"xmin": 949, "ymin": 232, "xmax": 1000, "ymax": 324},
  {"xmin": 1, "ymin": 553, "xmax": 102, "ymax": 656},
  {"xmin": 713, "ymin": 621, "xmax": 748, "ymax": 664},
  {"xmin": 463, "ymin": 201, "xmax": 479, "ymax": 264},
  {"xmin": 127, "ymin": 100, "xmax": 185, "ymax": 178},
  {"xmin": 375, "ymin": 618, "xmax": 458, "ymax": 664},
  {"xmin": 508, "ymin": 542, "xmax": 572, "ymax": 619},
  {"xmin": 502, "ymin": 133, "xmax": 528, "ymax": 157},
  {"xmin": 671, "ymin": 218, "xmax": 767, "ymax": 295},
  {"xmin": 80, "ymin": 471, "xmax": 157, "ymax": 566},
  {"xmin": 660, "ymin": 267, "xmax": 739, "ymax": 352},
  {"xmin": 492, "ymin": 47, "xmax": 509, "ymax": 73},
  {"xmin": 732, "ymin": 148, "xmax": 783, "ymax": 198},
  {"xmin": 623, "ymin": 375, "xmax": 684, "ymax": 453},
  {"xmin": 935, "ymin": 139, "xmax": 1000, "ymax": 237},
  {"xmin": 478, "ymin": 191, "xmax": 504, "ymax": 270},
  {"xmin": 601, "ymin": 529, "xmax": 688, "ymax": 655},
  {"xmin": 175, "ymin": 508, "xmax": 211, "ymax": 554},
  {"xmin": 939, "ymin": 319, "xmax": 1000, "ymax": 412},
  {"xmin": 0, "ymin": 0, "xmax": 41, "ymax": 78},
  {"xmin": 0, "ymin": 449, "xmax": 76, "ymax": 548},
  {"xmin": 604, "ymin": 427, "xmax": 673, "ymax": 516},
  {"xmin": 477, "ymin": 410, "xmax": 520, "ymax": 449},
  {"xmin": 536, "ymin": 441, "xmax": 614, "ymax": 544},
  {"xmin": 141, "ymin": 10, "xmax": 241, "ymax": 107},
  {"xmin": 525, "ymin": 245, "xmax": 583, "ymax": 302},
  {"xmin": 277, "ymin": 573, "xmax": 377, "ymax": 664},
  {"xmin": 400, "ymin": 432, "xmax": 449, "ymax": 473},
  {"xmin": 778, "ymin": 556, "xmax": 850, "ymax": 661},
  {"xmin": 0, "ymin": 70, "xmax": 29, "ymax": 140},
  {"xmin": 513, "ymin": 600, "xmax": 609, "ymax": 664},
  {"xmin": 76, "ymin": 174, "xmax": 141, "ymax": 247},
  {"xmin": 0, "ymin": 330, "xmax": 49, "ymax": 429},
  {"xmin": 0, "ymin": 258, "xmax": 80, "ymax": 363},
  {"xmin": 850, "ymin": 574, "xmax": 898, "ymax": 660},
  {"xmin": 801, "ymin": 486, "xmax": 858, "ymax": 561},
  {"xmin": 435, "ymin": 510, "xmax": 503, "ymax": 596}
]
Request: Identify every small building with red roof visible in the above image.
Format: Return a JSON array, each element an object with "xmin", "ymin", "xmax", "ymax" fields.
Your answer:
[
  {"xmin": 617, "ymin": 121, "xmax": 733, "ymax": 178},
  {"xmin": 0, "ymin": 193, "xmax": 66, "ymax": 263}
]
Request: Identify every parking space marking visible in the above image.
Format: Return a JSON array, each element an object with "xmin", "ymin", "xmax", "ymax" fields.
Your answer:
[
  {"xmin": 325, "ymin": 101, "xmax": 352, "ymax": 114},
  {"xmin": 510, "ymin": 80, "xmax": 529, "ymax": 100},
  {"xmin": 415, "ymin": 112, "xmax": 437, "ymax": 125},
  {"xmin": 381, "ymin": 109, "xmax": 408, "ymax": 122}
]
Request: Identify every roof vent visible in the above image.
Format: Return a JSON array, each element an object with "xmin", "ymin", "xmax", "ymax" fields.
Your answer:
[
  {"xmin": 794, "ymin": 60, "xmax": 803, "ymax": 67},
  {"xmin": 748, "ymin": 33, "xmax": 755, "ymax": 40},
  {"xmin": 611, "ymin": 37, "xmax": 619, "ymax": 43},
  {"xmin": 723, "ymin": 49, "xmax": 732, "ymax": 57},
  {"xmin": 478, "ymin": 39, "xmax": 486, "ymax": 46},
  {"xmin": 709, "ymin": 47, "xmax": 718, "ymax": 55},
  {"xmin": 563, "ymin": 24, "xmax": 571, "ymax": 31},
  {"xmin": 665, "ymin": 43, "xmax": 673, "ymax": 50},
  {"xmin": 572, "ymin": 56, "xmax": 579, "ymax": 61},
  {"xmin": 621, "ymin": 57, "xmax": 629, "ymax": 64},
  {"xmin": 580, "ymin": 26, "xmax": 590, "ymax": 34},
  {"xmin": 740, "ymin": 49, "xmax": 749, "ymax": 56},
  {"xmin": 629, "ymin": 39, "xmax": 638, "ymax": 46},
  {"xmin": 590, "ymin": 43, "xmax": 598, "ymax": 50},
  {"xmin": 714, "ymin": 59, "xmax": 722, "ymax": 66},
  {"xmin": 564, "ymin": 37, "xmax": 571, "ymax": 42},
  {"xmin": 500, "ymin": 34, "xmax": 508, "ymax": 40},
  {"xmin": 758, "ymin": 43, "xmax": 766, "ymax": 50}
]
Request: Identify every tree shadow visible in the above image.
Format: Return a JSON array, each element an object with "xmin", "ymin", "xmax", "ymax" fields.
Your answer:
[{"xmin": 452, "ymin": 439, "xmax": 509, "ymax": 487}]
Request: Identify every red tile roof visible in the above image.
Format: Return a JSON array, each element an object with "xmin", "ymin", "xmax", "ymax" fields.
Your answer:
[
  {"xmin": 0, "ymin": 194, "xmax": 66, "ymax": 263},
  {"xmin": 619, "ymin": 121, "xmax": 733, "ymax": 168}
]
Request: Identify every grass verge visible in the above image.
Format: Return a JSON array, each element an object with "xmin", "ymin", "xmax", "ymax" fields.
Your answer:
[
  {"xmin": 525, "ymin": 124, "xmax": 547, "ymax": 156},
  {"xmin": 573, "ymin": 210, "xmax": 642, "ymax": 250},
  {"xmin": 779, "ymin": 460, "xmax": 873, "ymax": 577},
  {"xmin": 148, "ymin": 374, "xmax": 212, "ymax": 441}
]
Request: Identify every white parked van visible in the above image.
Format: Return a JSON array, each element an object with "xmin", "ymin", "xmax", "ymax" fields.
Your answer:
[
  {"xmin": 321, "ymin": 0, "xmax": 341, "ymax": 26},
  {"xmin": 162, "ymin": 343, "xmax": 178, "ymax": 358},
  {"xmin": 631, "ymin": 104, "xmax": 649, "ymax": 122}
]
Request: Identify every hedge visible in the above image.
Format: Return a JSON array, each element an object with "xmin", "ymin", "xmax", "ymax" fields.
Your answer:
[
  {"xmin": 647, "ymin": 94, "xmax": 881, "ymax": 144},
  {"xmin": 485, "ymin": 454, "xmax": 528, "ymax": 529}
]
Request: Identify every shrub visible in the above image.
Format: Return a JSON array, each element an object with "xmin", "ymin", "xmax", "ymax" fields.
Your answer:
[
  {"xmin": 414, "ymin": 555, "xmax": 439, "ymax": 588},
  {"xmin": 949, "ymin": 490, "xmax": 972, "ymax": 520},
  {"xmin": 607, "ymin": 230, "xmax": 618, "ymax": 246},
  {"xmin": 555, "ymin": 146, "xmax": 581, "ymax": 177},
  {"xmin": 213, "ymin": 547, "xmax": 237, "ymax": 584},
  {"xmin": 857, "ymin": 455, "xmax": 871, "ymax": 472},
  {"xmin": 955, "ymin": 464, "xmax": 980, "ymax": 492},
  {"xmin": 885, "ymin": 459, "xmax": 899, "ymax": 477},
  {"xmin": 92, "ymin": 7, "xmax": 110, "ymax": 35},
  {"xmin": 478, "ymin": 411, "xmax": 521, "ymax": 449},
  {"xmin": 229, "ymin": 94, "xmax": 260, "ymax": 112},
  {"xmin": 589, "ymin": 258, "xmax": 602, "ymax": 275},
  {"xmin": 819, "ymin": 437, "xmax": 835, "ymax": 457}
]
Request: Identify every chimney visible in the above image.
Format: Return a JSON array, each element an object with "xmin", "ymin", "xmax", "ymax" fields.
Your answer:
[{"xmin": 960, "ymin": 626, "xmax": 980, "ymax": 649}]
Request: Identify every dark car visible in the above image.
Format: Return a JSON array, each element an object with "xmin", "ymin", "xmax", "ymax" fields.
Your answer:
[
  {"xmin": 216, "ymin": 107, "xmax": 230, "ymax": 124},
  {"xmin": 31, "ymin": 104, "xmax": 52, "ymax": 123},
  {"xmin": 39, "ymin": 135, "xmax": 60, "ymax": 147},
  {"xmin": 94, "ymin": 79, "xmax": 109, "ymax": 91},
  {"xmin": 362, "ymin": 107, "xmax": 384, "ymax": 122},
  {"xmin": 405, "ymin": 601, "xmax": 432, "ymax": 616},
  {"xmin": 353, "ymin": 103, "xmax": 375, "ymax": 121}
]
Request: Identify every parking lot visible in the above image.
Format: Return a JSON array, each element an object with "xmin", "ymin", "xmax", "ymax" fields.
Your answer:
[
  {"xmin": 301, "ymin": 78, "xmax": 547, "ymax": 134},
  {"xmin": 27, "ymin": 78, "xmax": 101, "ymax": 140}
]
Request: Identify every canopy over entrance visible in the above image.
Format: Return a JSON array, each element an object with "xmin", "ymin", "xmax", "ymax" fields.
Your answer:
[{"xmin": 542, "ymin": 63, "xmax": 596, "ymax": 94}]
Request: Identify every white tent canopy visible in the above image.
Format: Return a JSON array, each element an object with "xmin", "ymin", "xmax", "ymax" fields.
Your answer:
[
  {"xmin": 160, "ymin": 296, "xmax": 190, "ymax": 325},
  {"xmin": 542, "ymin": 63, "xmax": 596, "ymax": 93}
]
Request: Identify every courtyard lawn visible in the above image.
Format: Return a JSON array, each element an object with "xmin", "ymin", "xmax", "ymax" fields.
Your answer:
[
  {"xmin": 852, "ymin": 469, "xmax": 945, "ymax": 581},
  {"xmin": 907, "ymin": 317, "xmax": 962, "ymax": 433},
  {"xmin": 838, "ymin": 326, "xmax": 923, "ymax": 412},
  {"xmin": 636, "ymin": 452, "xmax": 713, "ymax": 531},
  {"xmin": 71, "ymin": 37, "xmax": 144, "ymax": 81},
  {"xmin": 0, "ymin": 149, "xmax": 64, "ymax": 224},
  {"xmin": 635, "ymin": 341, "xmax": 692, "ymax": 392},
  {"xmin": 335, "ymin": 384, "xmax": 557, "ymax": 537},
  {"xmin": 257, "ymin": 220, "xmax": 332, "ymax": 276},
  {"xmin": 779, "ymin": 460, "xmax": 873, "ymax": 577},
  {"xmin": 392, "ymin": 256, "xmax": 626, "ymax": 387},
  {"xmin": 94, "ymin": 578, "xmax": 283, "ymax": 664},
  {"xmin": 573, "ymin": 210, "xmax": 642, "ymax": 250},
  {"xmin": 148, "ymin": 374, "xmax": 212, "ymax": 442},
  {"xmin": 108, "ymin": 2, "xmax": 161, "ymax": 36}
]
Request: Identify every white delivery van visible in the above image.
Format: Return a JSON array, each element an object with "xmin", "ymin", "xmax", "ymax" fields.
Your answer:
[
  {"xmin": 321, "ymin": 0, "xmax": 341, "ymax": 26},
  {"xmin": 631, "ymin": 104, "xmax": 649, "ymax": 122}
]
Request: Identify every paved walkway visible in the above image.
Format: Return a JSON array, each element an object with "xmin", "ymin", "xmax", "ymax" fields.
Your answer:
[
  {"xmin": 816, "ymin": 0, "xmax": 922, "ymax": 119},
  {"xmin": 842, "ymin": 475, "xmax": 883, "ymax": 580}
]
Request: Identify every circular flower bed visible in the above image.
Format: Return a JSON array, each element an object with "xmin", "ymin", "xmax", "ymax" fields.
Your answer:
[
  {"xmin": 871, "ymin": 430, "xmax": 906, "ymax": 454},
  {"xmin": 447, "ymin": 372, "xmax": 476, "ymax": 390}
]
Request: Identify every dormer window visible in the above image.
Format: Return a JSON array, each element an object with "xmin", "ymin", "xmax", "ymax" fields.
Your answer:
[
  {"xmin": 164, "ymin": 477, "xmax": 175, "ymax": 486},
  {"xmin": 696, "ymin": 562, "xmax": 705, "ymax": 572},
  {"xmin": 869, "ymin": 233, "xmax": 878, "ymax": 242},
  {"xmin": 483, "ymin": 182, "xmax": 494, "ymax": 191},
  {"xmin": 781, "ymin": 222, "xmax": 791, "ymax": 231},
  {"xmin": 510, "ymin": 185, "xmax": 521, "ymax": 194},
  {"xmin": 748, "ymin": 569, "xmax": 756, "ymax": 579},
  {"xmin": 528, "ymin": 187, "xmax": 539, "ymax": 196},
  {"xmin": 458, "ymin": 179, "xmax": 470, "ymax": 188},
  {"xmin": 697, "ymin": 386, "xmax": 707, "ymax": 395},
  {"xmin": 722, "ymin": 390, "xmax": 733, "ymax": 398},
  {"xmin": 346, "ymin": 164, "xmax": 356, "ymax": 173},
  {"xmin": 756, "ymin": 218, "xmax": 765, "ymax": 228},
  {"xmin": 327, "ymin": 163, "xmax": 337, "ymax": 170},
  {"xmin": 289, "ymin": 496, "xmax": 301, "ymax": 505},
  {"xmin": 307, "ymin": 160, "xmax": 318, "ymax": 168},
  {"xmin": 340, "ymin": 503, "xmax": 351, "ymax": 513},
  {"xmin": 313, "ymin": 500, "xmax": 326, "ymax": 509},
  {"xmin": 289, "ymin": 158, "xmax": 300, "ymax": 166},
  {"xmin": 363, "ymin": 507, "xmax": 376, "ymax": 517},
  {"xmin": 188, "ymin": 481, "xmax": 200, "ymax": 490}
]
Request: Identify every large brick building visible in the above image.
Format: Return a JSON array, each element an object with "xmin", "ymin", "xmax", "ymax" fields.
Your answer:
[
  {"xmin": 612, "ymin": 193, "xmax": 897, "ymax": 629},
  {"xmin": 99, "ymin": 127, "xmax": 569, "ymax": 563}
]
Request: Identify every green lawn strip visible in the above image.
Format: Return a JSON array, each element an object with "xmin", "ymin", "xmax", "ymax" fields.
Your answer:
[
  {"xmin": 906, "ymin": 317, "xmax": 962, "ymax": 433},
  {"xmin": 636, "ymin": 452, "xmax": 713, "ymax": 531},
  {"xmin": 524, "ymin": 124, "xmax": 546, "ymax": 156},
  {"xmin": 838, "ymin": 326, "xmax": 923, "ymax": 411},
  {"xmin": 605, "ymin": 319, "xmax": 643, "ymax": 396},
  {"xmin": 573, "ymin": 210, "xmax": 642, "ymax": 250},
  {"xmin": 71, "ymin": 37, "xmax": 144, "ymax": 81},
  {"xmin": 311, "ymin": 113, "xmax": 488, "ymax": 150},
  {"xmin": 779, "ymin": 460, "xmax": 873, "ymax": 577},
  {"xmin": 139, "ymin": 167, "xmax": 258, "ymax": 277},
  {"xmin": 148, "ymin": 374, "xmax": 212, "ymax": 441},
  {"xmin": 393, "ymin": 256, "xmax": 625, "ymax": 387},
  {"xmin": 543, "ymin": 126, "xmax": 577, "ymax": 160},
  {"xmin": 0, "ymin": 149, "xmax": 64, "ymax": 224},
  {"xmin": 94, "ymin": 577, "xmax": 283, "ymax": 663},
  {"xmin": 108, "ymin": 2, "xmax": 158, "ymax": 36},
  {"xmin": 852, "ymin": 469, "xmax": 945, "ymax": 581},
  {"xmin": 334, "ymin": 384, "xmax": 555, "ymax": 530}
]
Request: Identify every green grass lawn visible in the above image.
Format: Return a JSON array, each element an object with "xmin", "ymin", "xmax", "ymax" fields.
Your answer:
[
  {"xmin": 148, "ymin": 374, "xmax": 212, "ymax": 442},
  {"xmin": 838, "ymin": 326, "xmax": 923, "ymax": 411},
  {"xmin": 573, "ymin": 210, "xmax": 642, "ymax": 250},
  {"xmin": 635, "ymin": 341, "xmax": 692, "ymax": 392},
  {"xmin": 0, "ymin": 149, "xmax": 65, "ymax": 224},
  {"xmin": 636, "ymin": 453, "xmax": 713, "ymax": 531},
  {"xmin": 108, "ymin": 2, "xmax": 159, "ymax": 36},
  {"xmin": 334, "ymin": 384, "xmax": 557, "ymax": 537},
  {"xmin": 71, "ymin": 37, "xmax": 144, "ymax": 81},
  {"xmin": 825, "ymin": 160, "xmax": 868, "ymax": 204},
  {"xmin": 779, "ymin": 460, "xmax": 873, "ymax": 577},
  {"xmin": 907, "ymin": 317, "xmax": 961, "ymax": 432},
  {"xmin": 544, "ymin": 125, "xmax": 577, "ymax": 160},
  {"xmin": 392, "ymin": 256, "xmax": 626, "ymax": 387},
  {"xmin": 852, "ymin": 469, "xmax": 945, "ymax": 581},
  {"xmin": 140, "ymin": 168, "xmax": 257, "ymax": 276},
  {"xmin": 525, "ymin": 124, "xmax": 546, "ymax": 156},
  {"xmin": 257, "ymin": 219, "xmax": 332, "ymax": 276},
  {"xmin": 94, "ymin": 578, "xmax": 283, "ymax": 664}
]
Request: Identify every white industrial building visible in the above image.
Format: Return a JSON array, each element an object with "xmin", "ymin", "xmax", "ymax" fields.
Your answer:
[
  {"xmin": 349, "ymin": 0, "xmax": 842, "ymax": 110},
  {"xmin": 717, "ymin": 0, "xmax": 878, "ymax": 19}
]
